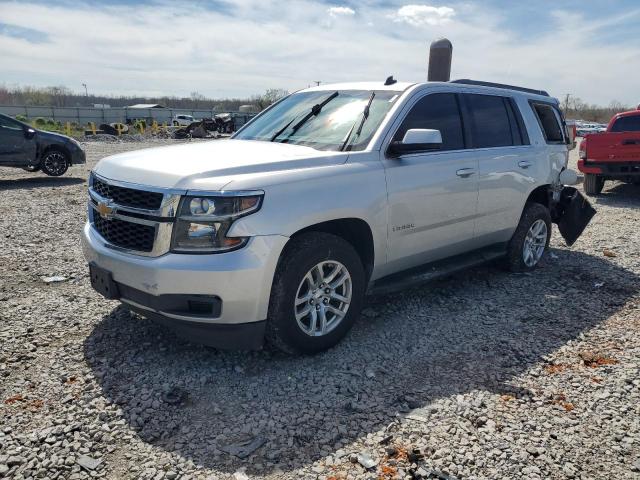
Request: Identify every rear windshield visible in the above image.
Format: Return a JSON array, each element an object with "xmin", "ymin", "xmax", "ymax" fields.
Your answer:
[{"xmin": 610, "ymin": 115, "xmax": 640, "ymax": 133}]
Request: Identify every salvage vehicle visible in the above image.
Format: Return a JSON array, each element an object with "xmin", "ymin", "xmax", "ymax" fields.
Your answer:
[
  {"xmin": 173, "ymin": 114, "xmax": 195, "ymax": 127},
  {"xmin": 578, "ymin": 108, "xmax": 640, "ymax": 195},
  {"xmin": 0, "ymin": 113, "xmax": 86, "ymax": 176},
  {"xmin": 83, "ymin": 79, "xmax": 594, "ymax": 354}
]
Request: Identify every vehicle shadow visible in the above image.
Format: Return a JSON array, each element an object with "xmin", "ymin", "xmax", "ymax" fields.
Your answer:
[
  {"xmin": 84, "ymin": 249, "xmax": 639, "ymax": 475},
  {"xmin": 595, "ymin": 182, "xmax": 640, "ymax": 208},
  {"xmin": 0, "ymin": 176, "xmax": 85, "ymax": 191}
]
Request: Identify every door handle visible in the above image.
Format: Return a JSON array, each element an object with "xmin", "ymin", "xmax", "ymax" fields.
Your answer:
[
  {"xmin": 518, "ymin": 160, "xmax": 532, "ymax": 169},
  {"xmin": 456, "ymin": 168, "xmax": 475, "ymax": 178},
  {"xmin": 622, "ymin": 139, "xmax": 640, "ymax": 145}
]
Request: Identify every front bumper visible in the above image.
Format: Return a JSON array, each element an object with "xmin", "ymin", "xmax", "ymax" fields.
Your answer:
[
  {"xmin": 82, "ymin": 222, "xmax": 288, "ymax": 346},
  {"xmin": 71, "ymin": 147, "xmax": 87, "ymax": 165}
]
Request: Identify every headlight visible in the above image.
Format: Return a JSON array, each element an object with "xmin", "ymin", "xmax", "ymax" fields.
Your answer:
[{"xmin": 171, "ymin": 193, "xmax": 263, "ymax": 253}]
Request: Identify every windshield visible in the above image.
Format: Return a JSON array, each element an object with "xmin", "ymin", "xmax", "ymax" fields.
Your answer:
[{"xmin": 234, "ymin": 90, "xmax": 401, "ymax": 151}]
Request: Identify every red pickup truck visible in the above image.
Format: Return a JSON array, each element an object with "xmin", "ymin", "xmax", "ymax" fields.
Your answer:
[{"xmin": 578, "ymin": 109, "xmax": 640, "ymax": 195}]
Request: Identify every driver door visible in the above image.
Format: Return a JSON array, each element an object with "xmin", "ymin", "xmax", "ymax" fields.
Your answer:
[
  {"xmin": 381, "ymin": 92, "xmax": 479, "ymax": 273},
  {"xmin": 0, "ymin": 115, "xmax": 31, "ymax": 166}
]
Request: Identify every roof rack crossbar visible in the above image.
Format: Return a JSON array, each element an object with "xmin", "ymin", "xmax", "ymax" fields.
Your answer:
[{"xmin": 451, "ymin": 79, "xmax": 549, "ymax": 97}]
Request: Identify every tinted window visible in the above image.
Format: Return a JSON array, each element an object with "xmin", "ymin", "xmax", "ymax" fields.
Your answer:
[
  {"xmin": 394, "ymin": 93, "xmax": 465, "ymax": 151},
  {"xmin": 465, "ymin": 94, "xmax": 514, "ymax": 148},
  {"xmin": 610, "ymin": 115, "xmax": 640, "ymax": 133},
  {"xmin": 0, "ymin": 115, "xmax": 22, "ymax": 130},
  {"xmin": 532, "ymin": 103, "xmax": 564, "ymax": 143}
]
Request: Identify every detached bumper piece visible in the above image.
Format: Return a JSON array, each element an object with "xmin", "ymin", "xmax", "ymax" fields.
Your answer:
[{"xmin": 554, "ymin": 187, "xmax": 596, "ymax": 246}]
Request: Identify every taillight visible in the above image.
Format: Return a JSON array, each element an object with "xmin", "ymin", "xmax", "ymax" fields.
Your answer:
[{"xmin": 579, "ymin": 142, "xmax": 587, "ymax": 160}]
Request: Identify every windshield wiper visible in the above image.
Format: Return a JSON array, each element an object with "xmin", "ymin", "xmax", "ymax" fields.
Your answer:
[
  {"xmin": 270, "ymin": 91, "xmax": 339, "ymax": 142},
  {"xmin": 340, "ymin": 91, "xmax": 375, "ymax": 151}
]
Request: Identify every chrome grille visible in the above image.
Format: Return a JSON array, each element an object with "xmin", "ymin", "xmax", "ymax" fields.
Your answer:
[
  {"xmin": 92, "ymin": 177, "xmax": 163, "ymax": 210},
  {"xmin": 88, "ymin": 174, "xmax": 182, "ymax": 257}
]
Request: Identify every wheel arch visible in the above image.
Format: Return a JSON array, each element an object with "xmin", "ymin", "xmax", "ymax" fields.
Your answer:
[
  {"xmin": 525, "ymin": 184, "xmax": 552, "ymax": 208},
  {"xmin": 287, "ymin": 218, "xmax": 376, "ymax": 282},
  {"xmin": 40, "ymin": 143, "xmax": 71, "ymax": 163}
]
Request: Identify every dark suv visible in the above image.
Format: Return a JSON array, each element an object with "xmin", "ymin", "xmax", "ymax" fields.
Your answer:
[{"xmin": 0, "ymin": 113, "xmax": 86, "ymax": 176}]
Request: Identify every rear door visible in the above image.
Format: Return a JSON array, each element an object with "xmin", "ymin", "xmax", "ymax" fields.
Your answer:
[
  {"xmin": 462, "ymin": 93, "xmax": 539, "ymax": 245},
  {"xmin": 381, "ymin": 92, "xmax": 479, "ymax": 272},
  {"xmin": 0, "ymin": 115, "xmax": 30, "ymax": 166}
]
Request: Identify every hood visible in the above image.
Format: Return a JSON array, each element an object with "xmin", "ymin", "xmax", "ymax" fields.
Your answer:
[
  {"xmin": 36, "ymin": 129, "xmax": 74, "ymax": 143},
  {"xmin": 93, "ymin": 139, "xmax": 347, "ymax": 190}
]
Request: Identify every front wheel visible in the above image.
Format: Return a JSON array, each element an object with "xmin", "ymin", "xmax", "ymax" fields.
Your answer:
[
  {"xmin": 40, "ymin": 150, "xmax": 69, "ymax": 176},
  {"xmin": 583, "ymin": 173, "xmax": 604, "ymax": 195},
  {"xmin": 266, "ymin": 232, "xmax": 365, "ymax": 354},
  {"xmin": 505, "ymin": 202, "xmax": 552, "ymax": 272}
]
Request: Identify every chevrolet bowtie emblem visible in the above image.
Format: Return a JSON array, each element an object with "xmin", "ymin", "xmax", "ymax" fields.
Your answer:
[{"xmin": 97, "ymin": 200, "xmax": 115, "ymax": 219}]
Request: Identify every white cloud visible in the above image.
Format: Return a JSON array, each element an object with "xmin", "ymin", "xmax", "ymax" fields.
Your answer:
[
  {"xmin": 0, "ymin": 1, "xmax": 638, "ymax": 105},
  {"xmin": 327, "ymin": 6, "xmax": 356, "ymax": 18},
  {"xmin": 391, "ymin": 4, "xmax": 456, "ymax": 26}
]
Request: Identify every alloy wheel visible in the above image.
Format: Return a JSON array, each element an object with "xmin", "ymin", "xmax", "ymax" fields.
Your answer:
[
  {"xmin": 43, "ymin": 152, "xmax": 67, "ymax": 176},
  {"xmin": 294, "ymin": 260, "xmax": 352, "ymax": 337},
  {"xmin": 522, "ymin": 219, "xmax": 548, "ymax": 267}
]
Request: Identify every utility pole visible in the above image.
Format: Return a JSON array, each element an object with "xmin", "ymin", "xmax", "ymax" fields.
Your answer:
[
  {"xmin": 82, "ymin": 83, "xmax": 88, "ymax": 99},
  {"xmin": 314, "ymin": 81, "xmax": 321, "ymax": 86},
  {"xmin": 562, "ymin": 93, "xmax": 571, "ymax": 113}
]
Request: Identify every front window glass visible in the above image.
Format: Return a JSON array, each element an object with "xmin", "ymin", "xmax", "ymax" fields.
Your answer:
[
  {"xmin": 394, "ymin": 93, "xmax": 465, "ymax": 151},
  {"xmin": 234, "ymin": 90, "xmax": 400, "ymax": 151}
]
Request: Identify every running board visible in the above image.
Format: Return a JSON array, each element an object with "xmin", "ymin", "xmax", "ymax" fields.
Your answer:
[{"xmin": 367, "ymin": 245, "xmax": 506, "ymax": 296}]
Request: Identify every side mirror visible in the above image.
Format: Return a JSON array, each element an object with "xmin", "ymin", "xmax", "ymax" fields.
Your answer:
[
  {"xmin": 388, "ymin": 128, "xmax": 442, "ymax": 157},
  {"xmin": 24, "ymin": 128, "xmax": 36, "ymax": 140}
]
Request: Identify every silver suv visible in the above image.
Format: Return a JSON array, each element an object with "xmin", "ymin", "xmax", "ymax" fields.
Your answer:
[{"xmin": 82, "ymin": 79, "xmax": 594, "ymax": 354}]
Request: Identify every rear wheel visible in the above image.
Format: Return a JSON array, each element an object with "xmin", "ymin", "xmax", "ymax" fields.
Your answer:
[
  {"xmin": 506, "ymin": 202, "xmax": 552, "ymax": 272},
  {"xmin": 40, "ymin": 149, "xmax": 69, "ymax": 176},
  {"xmin": 584, "ymin": 173, "xmax": 604, "ymax": 195},
  {"xmin": 266, "ymin": 232, "xmax": 365, "ymax": 354}
]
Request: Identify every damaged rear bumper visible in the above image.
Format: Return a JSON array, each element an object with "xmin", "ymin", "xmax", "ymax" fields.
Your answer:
[{"xmin": 552, "ymin": 186, "xmax": 596, "ymax": 246}]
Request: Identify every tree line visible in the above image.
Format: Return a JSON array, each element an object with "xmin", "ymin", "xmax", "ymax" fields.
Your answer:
[
  {"xmin": 1, "ymin": 84, "xmax": 635, "ymax": 123},
  {"xmin": 560, "ymin": 95, "xmax": 636, "ymax": 124},
  {"xmin": 0, "ymin": 85, "xmax": 289, "ymax": 112}
]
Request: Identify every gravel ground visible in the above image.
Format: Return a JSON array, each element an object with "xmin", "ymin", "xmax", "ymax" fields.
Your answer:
[{"xmin": 1, "ymin": 139, "xmax": 639, "ymax": 480}]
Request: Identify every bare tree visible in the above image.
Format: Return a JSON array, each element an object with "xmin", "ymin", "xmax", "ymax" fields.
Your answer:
[
  {"xmin": 190, "ymin": 91, "xmax": 205, "ymax": 109},
  {"xmin": 250, "ymin": 88, "xmax": 289, "ymax": 110}
]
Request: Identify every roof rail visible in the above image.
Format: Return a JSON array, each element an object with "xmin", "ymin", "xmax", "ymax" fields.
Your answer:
[{"xmin": 450, "ymin": 79, "xmax": 550, "ymax": 97}]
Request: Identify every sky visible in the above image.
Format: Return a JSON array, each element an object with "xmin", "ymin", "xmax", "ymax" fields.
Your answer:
[{"xmin": 1, "ymin": 0, "xmax": 639, "ymax": 105}]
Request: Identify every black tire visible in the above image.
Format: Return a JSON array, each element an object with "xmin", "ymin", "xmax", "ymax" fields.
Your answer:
[
  {"xmin": 40, "ymin": 149, "xmax": 69, "ymax": 177},
  {"xmin": 505, "ymin": 202, "xmax": 552, "ymax": 273},
  {"xmin": 584, "ymin": 173, "xmax": 604, "ymax": 195},
  {"xmin": 266, "ymin": 232, "xmax": 366, "ymax": 354}
]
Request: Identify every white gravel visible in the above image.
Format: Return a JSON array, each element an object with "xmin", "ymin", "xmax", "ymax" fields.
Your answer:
[{"xmin": 1, "ymin": 139, "xmax": 639, "ymax": 480}]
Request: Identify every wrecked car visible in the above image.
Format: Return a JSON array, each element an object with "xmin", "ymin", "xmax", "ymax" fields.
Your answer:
[
  {"xmin": 82, "ymin": 78, "xmax": 594, "ymax": 354},
  {"xmin": 0, "ymin": 113, "xmax": 86, "ymax": 176}
]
